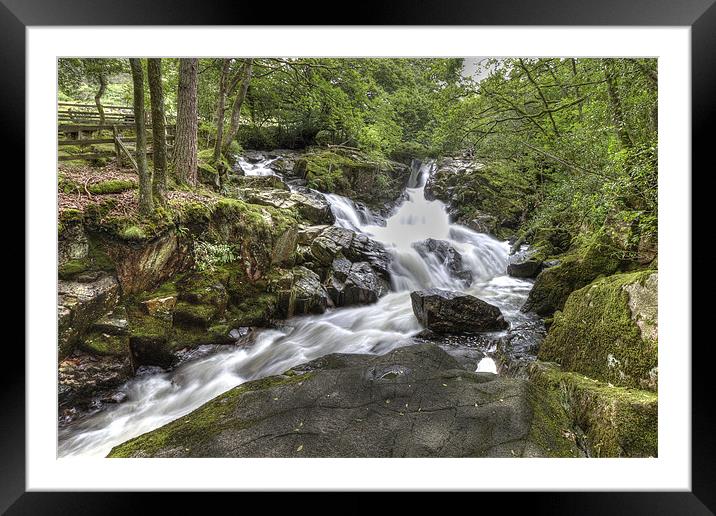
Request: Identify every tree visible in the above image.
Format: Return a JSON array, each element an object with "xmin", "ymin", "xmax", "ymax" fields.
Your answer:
[
  {"xmin": 58, "ymin": 58, "xmax": 126, "ymax": 124},
  {"xmin": 213, "ymin": 59, "xmax": 230, "ymax": 165},
  {"xmin": 129, "ymin": 58, "xmax": 154, "ymax": 217},
  {"xmin": 222, "ymin": 58, "xmax": 253, "ymax": 155},
  {"xmin": 174, "ymin": 58, "xmax": 199, "ymax": 186},
  {"xmin": 147, "ymin": 58, "xmax": 167, "ymax": 205}
]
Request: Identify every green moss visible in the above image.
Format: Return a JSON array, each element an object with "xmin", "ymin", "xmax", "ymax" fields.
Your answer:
[
  {"xmin": 107, "ymin": 372, "xmax": 313, "ymax": 457},
  {"xmin": 120, "ymin": 225, "xmax": 148, "ymax": 240},
  {"xmin": 58, "ymin": 259, "xmax": 89, "ymax": 279},
  {"xmin": 523, "ymin": 232, "xmax": 623, "ymax": 316},
  {"xmin": 296, "ymin": 148, "xmax": 406, "ymax": 208},
  {"xmin": 529, "ymin": 361, "xmax": 657, "ymax": 457},
  {"xmin": 527, "ymin": 379, "xmax": 582, "ymax": 458},
  {"xmin": 80, "ymin": 332, "xmax": 129, "ymax": 356},
  {"xmin": 539, "ymin": 270, "xmax": 657, "ymax": 391},
  {"xmin": 87, "ymin": 179, "xmax": 137, "ymax": 195}
]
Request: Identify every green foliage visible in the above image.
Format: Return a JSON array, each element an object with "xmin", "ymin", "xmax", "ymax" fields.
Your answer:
[{"xmin": 193, "ymin": 241, "xmax": 236, "ymax": 271}]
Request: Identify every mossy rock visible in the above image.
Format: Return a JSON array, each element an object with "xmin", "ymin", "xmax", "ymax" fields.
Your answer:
[
  {"xmin": 79, "ymin": 332, "xmax": 130, "ymax": 357},
  {"xmin": 128, "ymin": 311, "xmax": 174, "ymax": 368},
  {"xmin": 296, "ymin": 148, "xmax": 410, "ymax": 209},
  {"xmin": 522, "ymin": 233, "xmax": 622, "ymax": 316},
  {"xmin": 538, "ymin": 270, "xmax": 658, "ymax": 391},
  {"xmin": 529, "ymin": 361, "xmax": 657, "ymax": 457},
  {"xmin": 87, "ymin": 179, "xmax": 137, "ymax": 195},
  {"xmin": 107, "ymin": 372, "xmax": 313, "ymax": 458}
]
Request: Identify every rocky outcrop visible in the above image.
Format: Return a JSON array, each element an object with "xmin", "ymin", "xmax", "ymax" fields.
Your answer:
[
  {"xmin": 538, "ymin": 271, "xmax": 658, "ymax": 391},
  {"xmin": 291, "ymin": 149, "xmax": 411, "ymax": 210},
  {"xmin": 108, "ymin": 343, "xmax": 582, "ymax": 458},
  {"xmin": 412, "ymin": 238, "xmax": 472, "ymax": 286},
  {"xmin": 522, "ymin": 234, "xmax": 622, "ymax": 316},
  {"xmin": 58, "ymin": 272, "xmax": 120, "ymax": 359},
  {"xmin": 528, "ymin": 361, "xmax": 657, "ymax": 457},
  {"xmin": 297, "ymin": 225, "xmax": 391, "ymax": 307},
  {"xmin": 424, "ymin": 157, "xmax": 533, "ymax": 239},
  {"xmin": 275, "ymin": 266, "xmax": 330, "ymax": 317},
  {"xmin": 237, "ymin": 187, "xmax": 335, "ymax": 226},
  {"xmin": 410, "ymin": 289, "xmax": 508, "ymax": 334}
]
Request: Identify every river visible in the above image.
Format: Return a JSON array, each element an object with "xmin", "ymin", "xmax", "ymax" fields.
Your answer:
[{"xmin": 58, "ymin": 157, "xmax": 538, "ymax": 457}]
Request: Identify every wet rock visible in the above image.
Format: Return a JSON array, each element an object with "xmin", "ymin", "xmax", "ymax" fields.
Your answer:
[
  {"xmin": 91, "ymin": 306, "xmax": 129, "ymax": 335},
  {"xmin": 104, "ymin": 231, "xmax": 192, "ymax": 296},
  {"xmin": 58, "ymin": 352, "xmax": 132, "ymax": 409},
  {"xmin": 276, "ymin": 266, "xmax": 330, "ymax": 318},
  {"xmin": 410, "ymin": 289, "xmax": 508, "ymax": 334},
  {"xmin": 327, "ymin": 261, "xmax": 389, "ymax": 306},
  {"xmin": 507, "ymin": 259, "xmax": 543, "ymax": 279},
  {"xmin": 234, "ymin": 175, "xmax": 289, "ymax": 191},
  {"xmin": 108, "ymin": 343, "xmax": 582, "ymax": 458},
  {"xmin": 58, "ymin": 273, "xmax": 120, "ymax": 359},
  {"xmin": 412, "ymin": 238, "xmax": 472, "ymax": 286}
]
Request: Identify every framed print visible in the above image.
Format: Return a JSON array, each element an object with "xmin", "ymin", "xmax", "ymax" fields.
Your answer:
[{"xmin": 6, "ymin": 0, "xmax": 712, "ymax": 512}]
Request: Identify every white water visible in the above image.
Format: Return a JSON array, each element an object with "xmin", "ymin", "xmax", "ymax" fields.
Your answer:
[
  {"xmin": 236, "ymin": 156, "xmax": 280, "ymax": 176},
  {"xmin": 58, "ymin": 159, "xmax": 535, "ymax": 458}
]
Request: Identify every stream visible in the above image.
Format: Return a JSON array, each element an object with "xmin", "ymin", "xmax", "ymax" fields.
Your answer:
[{"xmin": 58, "ymin": 158, "xmax": 540, "ymax": 457}]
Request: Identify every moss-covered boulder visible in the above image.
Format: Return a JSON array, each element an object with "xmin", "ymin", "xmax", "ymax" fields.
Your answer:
[
  {"xmin": 424, "ymin": 158, "xmax": 534, "ymax": 239},
  {"xmin": 79, "ymin": 307, "xmax": 131, "ymax": 357},
  {"xmin": 58, "ymin": 272, "xmax": 120, "ymax": 359},
  {"xmin": 529, "ymin": 361, "xmax": 657, "ymax": 457},
  {"xmin": 292, "ymin": 148, "xmax": 410, "ymax": 210},
  {"xmin": 108, "ymin": 343, "xmax": 581, "ymax": 458},
  {"xmin": 538, "ymin": 271, "xmax": 658, "ymax": 391},
  {"xmin": 522, "ymin": 234, "xmax": 622, "ymax": 316}
]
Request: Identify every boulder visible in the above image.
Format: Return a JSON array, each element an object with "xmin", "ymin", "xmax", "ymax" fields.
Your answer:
[
  {"xmin": 507, "ymin": 259, "xmax": 543, "ymax": 279},
  {"xmin": 275, "ymin": 266, "xmax": 330, "ymax": 318},
  {"xmin": 234, "ymin": 175, "xmax": 290, "ymax": 191},
  {"xmin": 539, "ymin": 271, "xmax": 658, "ymax": 391},
  {"xmin": 238, "ymin": 188, "xmax": 335, "ymax": 225},
  {"xmin": 58, "ymin": 273, "xmax": 120, "ymax": 359},
  {"xmin": 327, "ymin": 261, "xmax": 389, "ymax": 306},
  {"xmin": 108, "ymin": 343, "xmax": 581, "ymax": 458},
  {"xmin": 521, "ymin": 235, "xmax": 622, "ymax": 316},
  {"xmin": 59, "ymin": 352, "xmax": 132, "ymax": 409},
  {"xmin": 412, "ymin": 238, "xmax": 472, "ymax": 286},
  {"xmin": 529, "ymin": 360, "xmax": 657, "ymax": 457},
  {"xmin": 410, "ymin": 289, "xmax": 508, "ymax": 334}
]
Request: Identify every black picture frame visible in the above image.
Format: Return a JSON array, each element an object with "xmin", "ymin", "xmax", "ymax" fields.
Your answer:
[{"xmin": 6, "ymin": 0, "xmax": 710, "ymax": 512}]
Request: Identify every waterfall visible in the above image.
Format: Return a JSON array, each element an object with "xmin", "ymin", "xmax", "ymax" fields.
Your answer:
[{"xmin": 58, "ymin": 155, "xmax": 536, "ymax": 458}]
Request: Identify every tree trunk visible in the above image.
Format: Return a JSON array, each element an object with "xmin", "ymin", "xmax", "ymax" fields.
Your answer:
[
  {"xmin": 129, "ymin": 58, "xmax": 154, "ymax": 217},
  {"xmin": 174, "ymin": 58, "xmax": 199, "ymax": 186},
  {"xmin": 603, "ymin": 59, "xmax": 633, "ymax": 150},
  {"xmin": 213, "ymin": 59, "xmax": 230, "ymax": 164},
  {"xmin": 95, "ymin": 73, "xmax": 107, "ymax": 126},
  {"xmin": 222, "ymin": 58, "xmax": 253, "ymax": 155},
  {"xmin": 147, "ymin": 58, "xmax": 167, "ymax": 206}
]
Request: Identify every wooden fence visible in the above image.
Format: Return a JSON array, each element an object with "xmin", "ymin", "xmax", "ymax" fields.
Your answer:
[{"xmin": 58, "ymin": 102, "xmax": 175, "ymax": 169}]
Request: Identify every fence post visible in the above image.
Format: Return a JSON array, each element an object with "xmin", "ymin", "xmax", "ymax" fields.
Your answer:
[{"xmin": 112, "ymin": 125, "xmax": 121, "ymax": 166}]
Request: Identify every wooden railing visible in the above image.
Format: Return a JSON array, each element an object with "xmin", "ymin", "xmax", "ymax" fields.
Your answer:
[{"xmin": 58, "ymin": 102, "xmax": 175, "ymax": 168}]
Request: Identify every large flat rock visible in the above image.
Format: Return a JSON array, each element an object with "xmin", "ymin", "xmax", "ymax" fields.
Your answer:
[{"xmin": 109, "ymin": 343, "xmax": 581, "ymax": 458}]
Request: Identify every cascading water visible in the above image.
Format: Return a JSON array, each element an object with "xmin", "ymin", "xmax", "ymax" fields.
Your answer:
[
  {"xmin": 235, "ymin": 156, "xmax": 280, "ymax": 176},
  {"xmin": 58, "ymin": 156, "xmax": 538, "ymax": 458}
]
